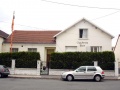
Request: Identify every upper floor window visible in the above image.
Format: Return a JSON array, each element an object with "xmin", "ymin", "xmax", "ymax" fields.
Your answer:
[
  {"xmin": 79, "ymin": 29, "xmax": 88, "ymax": 39},
  {"xmin": 28, "ymin": 48, "xmax": 37, "ymax": 52}
]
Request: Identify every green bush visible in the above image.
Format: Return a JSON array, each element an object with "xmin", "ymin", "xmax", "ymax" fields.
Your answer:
[
  {"xmin": 50, "ymin": 51, "xmax": 115, "ymax": 70},
  {"xmin": 0, "ymin": 52, "xmax": 40, "ymax": 68}
]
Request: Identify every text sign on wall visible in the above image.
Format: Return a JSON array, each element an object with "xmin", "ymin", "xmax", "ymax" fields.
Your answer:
[{"xmin": 77, "ymin": 41, "xmax": 88, "ymax": 47}]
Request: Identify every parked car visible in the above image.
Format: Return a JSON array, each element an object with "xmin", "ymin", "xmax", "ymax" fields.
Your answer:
[
  {"xmin": 61, "ymin": 66, "xmax": 105, "ymax": 82},
  {"xmin": 0, "ymin": 65, "xmax": 10, "ymax": 78}
]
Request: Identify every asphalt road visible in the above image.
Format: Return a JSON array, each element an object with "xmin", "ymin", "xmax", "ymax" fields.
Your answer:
[{"xmin": 0, "ymin": 78, "xmax": 120, "ymax": 90}]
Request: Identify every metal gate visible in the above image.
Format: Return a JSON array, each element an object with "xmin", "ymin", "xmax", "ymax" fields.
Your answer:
[{"xmin": 40, "ymin": 61, "xmax": 49, "ymax": 75}]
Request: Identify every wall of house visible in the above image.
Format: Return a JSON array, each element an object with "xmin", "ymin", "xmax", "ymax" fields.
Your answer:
[
  {"xmin": 0, "ymin": 37, "xmax": 4, "ymax": 53},
  {"xmin": 2, "ymin": 43, "xmax": 56, "ymax": 64},
  {"xmin": 56, "ymin": 19, "xmax": 112, "ymax": 52},
  {"xmin": 114, "ymin": 36, "xmax": 120, "ymax": 67}
]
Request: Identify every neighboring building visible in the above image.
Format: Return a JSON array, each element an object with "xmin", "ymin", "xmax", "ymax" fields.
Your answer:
[
  {"xmin": 0, "ymin": 30, "xmax": 9, "ymax": 53},
  {"xmin": 1, "ymin": 18, "xmax": 114, "ymax": 66},
  {"xmin": 114, "ymin": 34, "xmax": 120, "ymax": 67}
]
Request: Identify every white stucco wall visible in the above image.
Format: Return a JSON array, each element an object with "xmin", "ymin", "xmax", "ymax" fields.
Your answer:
[
  {"xmin": 2, "ymin": 43, "xmax": 56, "ymax": 63},
  {"xmin": 56, "ymin": 19, "xmax": 112, "ymax": 52},
  {"xmin": 0, "ymin": 37, "xmax": 4, "ymax": 53},
  {"xmin": 114, "ymin": 36, "xmax": 120, "ymax": 63}
]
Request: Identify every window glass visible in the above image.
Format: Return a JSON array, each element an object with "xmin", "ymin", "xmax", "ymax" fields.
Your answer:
[
  {"xmin": 87, "ymin": 67, "xmax": 97, "ymax": 71},
  {"xmin": 28, "ymin": 48, "xmax": 37, "ymax": 52},
  {"xmin": 77, "ymin": 67, "xmax": 86, "ymax": 72},
  {"xmin": 91, "ymin": 46, "xmax": 102, "ymax": 52},
  {"xmin": 10, "ymin": 48, "xmax": 18, "ymax": 52},
  {"xmin": 79, "ymin": 29, "xmax": 88, "ymax": 38}
]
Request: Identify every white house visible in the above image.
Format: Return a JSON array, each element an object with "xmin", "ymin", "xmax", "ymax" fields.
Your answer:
[
  {"xmin": 54, "ymin": 18, "xmax": 114, "ymax": 52},
  {"xmin": 1, "ymin": 18, "xmax": 114, "ymax": 67},
  {"xmin": 114, "ymin": 34, "xmax": 120, "ymax": 67}
]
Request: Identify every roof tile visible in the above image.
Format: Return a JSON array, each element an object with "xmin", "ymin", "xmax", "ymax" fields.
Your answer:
[{"xmin": 4, "ymin": 30, "xmax": 61, "ymax": 44}]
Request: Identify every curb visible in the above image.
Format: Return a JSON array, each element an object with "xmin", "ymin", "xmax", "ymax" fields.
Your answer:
[{"xmin": 8, "ymin": 75, "xmax": 120, "ymax": 80}]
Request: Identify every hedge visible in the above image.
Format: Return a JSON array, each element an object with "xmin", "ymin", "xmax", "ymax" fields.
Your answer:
[
  {"xmin": 0, "ymin": 52, "xmax": 40, "ymax": 68},
  {"xmin": 50, "ymin": 51, "xmax": 115, "ymax": 70}
]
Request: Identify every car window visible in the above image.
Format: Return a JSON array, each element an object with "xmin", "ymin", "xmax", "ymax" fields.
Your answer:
[
  {"xmin": 87, "ymin": 67, "xmax": 97, "ymax": 71},
  {"xmin": 77, "ymin": 67, "xmax": 86, "ymax": 72},
  {"xmin": 3, "ymin": 65, "xmax": 7, "ymax": 68}
]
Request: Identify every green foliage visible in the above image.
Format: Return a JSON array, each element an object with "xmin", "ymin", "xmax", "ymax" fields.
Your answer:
[
  {"xmin": 50, "ymin": 51, "xmax": 115, "ymax": 70},
  {"xmin": 0, "ymin": 52, "xmax": 40, "ymax": 68}
]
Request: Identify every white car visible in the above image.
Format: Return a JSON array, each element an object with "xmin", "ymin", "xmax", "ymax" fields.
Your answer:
[{"xmin": 61, "ymin": 66, "xmax": 105, "ymax": 82}]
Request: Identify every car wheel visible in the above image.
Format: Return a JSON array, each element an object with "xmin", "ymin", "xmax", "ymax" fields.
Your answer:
[
  {"xmin": 0, "ymin": 73, "xmax": 3, "ymax": 78},
  {"xmin": 66, "ymin": 75, "xmax": 74, "ymax": 81},
  {"xmin": 94, "ymin": 75, "xmax": 101, "ymax": 82},
  {"xmin": 4, "ymin": 75, "xmax": 8, "ymax": 78}
]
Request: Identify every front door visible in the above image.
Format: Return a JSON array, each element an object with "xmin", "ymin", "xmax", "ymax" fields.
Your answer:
[{"xmin": 46, "ymin": 49, "xmax": 55, "ymax": 67}]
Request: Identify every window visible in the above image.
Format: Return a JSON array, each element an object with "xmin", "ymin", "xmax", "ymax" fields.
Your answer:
[
  {"xmin": 65, "ymin": 46, "xmax": 77, "ymax": 52},
  {"xmin": 79, "ymin": 29, "xmax": 88, "ymax": 38},
  {"xmin": 10, "ymin": 48, "xmax": 18, "ymax": 52},
  {"xmin": 91, "ymin": 46, "xmax": 102, "ymax": 52},
  {"xmin": 87, "ymin": 67, "xmax": 97, "ymax": 71},
  {"xmin": 77, "ymin": 67, "xmax": 86, "ymax": 72},
  {"xmin": 28, "ymin": 48, "xmax": 37, "ymax": 52}
]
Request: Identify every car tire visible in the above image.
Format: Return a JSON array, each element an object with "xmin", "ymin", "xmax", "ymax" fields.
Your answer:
[
  {"xmin": 4, "ymin": 75, "xmax": 8, "ymax": 78},
  {"xmin": 0, "ymin": 73, "xmax": 3, "ymax": 78},
  {"xmin": 94, "ymin": 75, "xmax": 101, "ymax": 82},
  {"xmin": 66, "ymin": 75, "xmax": 74, "ymax": 81}
]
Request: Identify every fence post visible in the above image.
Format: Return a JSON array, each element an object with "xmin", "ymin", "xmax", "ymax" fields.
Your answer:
[
  {"xmin": 115, "ymin": 61, "xmax": 119, "ymax": 77},
  {"xmin": 37, "ymin": 60, "xmax": 41, "ymax": 75},
  {"xmin": 93, "ymin": 61, "xmax": 98, "ymax": 66},
  {"xmin": 11, "ymin": 59, "xmax": 15, "ymax": 74}
]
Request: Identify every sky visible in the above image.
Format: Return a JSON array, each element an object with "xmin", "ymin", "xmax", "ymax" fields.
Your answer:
[{"xmin": 0, "ymin": 0, "xmax": 120, "ymax": 46}]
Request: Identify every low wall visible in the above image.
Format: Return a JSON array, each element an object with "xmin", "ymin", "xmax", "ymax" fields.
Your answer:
[{"xmin": 9, "ymin": 68, "xmax": 37, "ymax": 75}]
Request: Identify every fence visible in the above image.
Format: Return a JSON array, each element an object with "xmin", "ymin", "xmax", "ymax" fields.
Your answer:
[{"xmin": 10, "ymin": 59, "xmax": 41, "ymax": 75}]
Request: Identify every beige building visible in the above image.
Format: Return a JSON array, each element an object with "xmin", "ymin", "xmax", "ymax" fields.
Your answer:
[
  {"xmin": 0, "ymin": 18, "xmax": 114, "ymax": 66},
  {"xmin": 114, "ymin": 34, "xmax": 120, "ymax": 67}
]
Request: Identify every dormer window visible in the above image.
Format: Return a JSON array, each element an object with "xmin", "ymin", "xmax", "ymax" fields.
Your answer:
[{"xmin": 79, "ymin": 29, "xmax": 88, "ymax": 39}]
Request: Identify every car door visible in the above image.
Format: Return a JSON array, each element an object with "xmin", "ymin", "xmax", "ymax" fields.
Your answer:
[
  {"xmin": 85, "ymin": 66, "xmax": 97, "ymax": 79},
  {"xmin": 74, "ymin": 66, "xmax": 87, "ymax": 79}
]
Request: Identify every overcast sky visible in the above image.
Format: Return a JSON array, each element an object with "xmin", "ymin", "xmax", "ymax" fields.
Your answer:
[{"xmin": 0, "ymin": 0, "xmax": 120, "ymax": 46}]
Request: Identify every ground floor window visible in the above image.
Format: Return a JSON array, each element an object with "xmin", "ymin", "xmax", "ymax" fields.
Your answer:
[
  {"xmin": 65, "ymin": 46, "xmax": 77, "ymax": 52},
  {"xmin": 91, "ymin": 46, "xmax": 102, "ymax": 52},
  {"xmin": 28, "ymin": 48, "xmax": 37, "ymax": 52},
  {"xmin": 10, "ymin": 48, "xmax": 19, "ymax": 52}
]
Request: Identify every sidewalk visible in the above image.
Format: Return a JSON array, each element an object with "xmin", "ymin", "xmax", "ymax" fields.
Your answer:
[{"xmin": 8, "ymin": 70, "xmax": 120, "ymax": 80}]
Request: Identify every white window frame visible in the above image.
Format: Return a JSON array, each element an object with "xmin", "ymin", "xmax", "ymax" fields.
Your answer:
[
  {"xmin": 65, "ymin": 46, "xmax": 77, "ymax": 52},
  {"xmin": 28, "ymin": 48, "xmax": 37, "ymax": 52},
  {"xmin": 91, "ymin": 46, "xmax": 102, "ymax": 52},
  {"xmin": 79, "ymin": 29, "xmax": 88, "ymax": 39},
  {"xmin": 11, "ymin": 48, "xmax": 19, "ymax": 52}
]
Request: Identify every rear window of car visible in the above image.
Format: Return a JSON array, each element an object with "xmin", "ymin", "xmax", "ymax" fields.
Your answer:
[{"xmin": 87, "ymin": 67, "xmax": 97, "ymax": 71}]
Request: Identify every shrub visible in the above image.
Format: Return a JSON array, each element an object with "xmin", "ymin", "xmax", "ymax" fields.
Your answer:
[
  {"xmin": 0, "ymin": 52, "xmax": 40, "ymax": 68},
  {"xmin": 50, "ymin": 51, "xmax": 115, "ymax": 70}
]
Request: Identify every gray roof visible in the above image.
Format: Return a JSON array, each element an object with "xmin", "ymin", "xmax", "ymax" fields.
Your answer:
[{"xmin": 0, "ymin": 30, "xmax": 9, "ymax": 38}]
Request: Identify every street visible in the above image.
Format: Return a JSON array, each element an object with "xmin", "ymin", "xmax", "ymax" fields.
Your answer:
[{"xmin": 0, "ymin": 78, "xmax": 120, "ymax": 90}]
